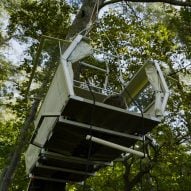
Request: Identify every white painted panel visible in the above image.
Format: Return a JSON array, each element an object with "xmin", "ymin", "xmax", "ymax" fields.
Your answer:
[
  {"xmin": 33, "ymin": 117, "xmax": 57, "ymax": 147},
  {"xmin": 68, "ymin": 41, "xmax": 92, "ymax": 63},
  {"xmin": 33, "ymin": 64, "xmax": 70, "ymax": 146},
  {"xmin": 25, "ymin": 144, "xmax": 41, "ymax": 174}
]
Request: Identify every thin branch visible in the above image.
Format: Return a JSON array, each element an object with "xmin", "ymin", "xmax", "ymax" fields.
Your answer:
[{"xmin": 102, "ymin": 0, "xmax": 191, "ymax": 8}]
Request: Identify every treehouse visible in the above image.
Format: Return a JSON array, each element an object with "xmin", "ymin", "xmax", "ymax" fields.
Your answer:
[{"xmin": 25, "ymin": 35, "xmax": 169, "ymax": 190}]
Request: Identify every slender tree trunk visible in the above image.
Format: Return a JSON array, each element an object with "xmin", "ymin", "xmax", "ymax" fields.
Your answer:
[{"xmin": 0, "ymin": 99, "xmax": 40, "ymax": 191}]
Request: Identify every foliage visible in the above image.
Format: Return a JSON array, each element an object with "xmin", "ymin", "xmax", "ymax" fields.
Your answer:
[
  {"xmin": 8, "ymin": 0, "xmax": 71, "ymax": 39},
  {"xmin": 1, "ymin": 0, "xmax": 72, "ymax": 120},
  {"xmin": 168, "ymin": 6, "xmax": 191, "ymax": 58}
]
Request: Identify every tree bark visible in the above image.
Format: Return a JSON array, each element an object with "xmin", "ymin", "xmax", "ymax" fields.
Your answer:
[{"xmin": 66, "ymin": 0, "xmax": 104, "ymax": 39}]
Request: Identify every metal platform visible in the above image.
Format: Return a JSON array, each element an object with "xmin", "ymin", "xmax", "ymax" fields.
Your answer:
[{"xmin": 27, "ymin": 96, "xmax": 159, "ymax": 186}]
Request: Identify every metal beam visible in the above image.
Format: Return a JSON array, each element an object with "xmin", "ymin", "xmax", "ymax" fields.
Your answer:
[
  {"xmin": 80, "ymin": 61, "xmax": 107, "ymax": 73},
  {"xmin": 154, "ymin": 62, "xmax": 169, "ymax": 113},
  {"xmin": 30, "ymin": 113, "xmax": 60, "ymax": 144},
  {"xmin": 37, "ymin": 113, "xmax": 60, "ymax": 128},
  {"xmin": 41, "ymin": 35, "xmax": 71, "ymax": 43},
  {"xmin": 59, "ymin": 117, "xmax": 143, "ymax": 141},
  {"xmin": 41, "ymin": 150, "xmax": 112, "ymax": 166},
  {"xmin": 36, "ymin": 163, "xmax": 95, "ymax": 176}
]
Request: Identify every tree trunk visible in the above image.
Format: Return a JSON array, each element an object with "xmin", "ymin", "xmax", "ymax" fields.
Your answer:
[{"xmin": 66, "ymin": 0, "xmax": 104, "ymax": 39}]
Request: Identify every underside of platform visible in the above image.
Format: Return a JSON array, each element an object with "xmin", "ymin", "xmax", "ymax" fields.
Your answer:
[
  {"xmin": 26, "ymin": 35, "xmax": 169, "ymax": 190},
  {"xmin": 27, "ymin": 96, "xmax": 159, "ymax": 189}
]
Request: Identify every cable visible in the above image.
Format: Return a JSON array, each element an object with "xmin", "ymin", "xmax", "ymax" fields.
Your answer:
[
  {"xmin": 125, "ymin": 89, "xmax": 146, "ymax": 151},
  {"xmin": 125, "ymin": 89, "xmax": 146, "ymax": 191},
  {"xmin": 139, "ymin": 158, "xmax": 143, "ymax": 190},
  {"xmin": 97, "ymin": 16, "xmax": 127, "ymax": 89},
  {"xmin": 70, "ymin": 4, "xmax": 101, "ymax": 188},
  {"xmin": 81, "ymin": 70, "xmax": 96, "ymax": 191}
]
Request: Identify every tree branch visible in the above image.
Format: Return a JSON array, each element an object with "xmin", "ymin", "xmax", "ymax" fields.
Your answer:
[{"xmin": 102, "ymin": 0, "xmax": 191, "ymax": 8}]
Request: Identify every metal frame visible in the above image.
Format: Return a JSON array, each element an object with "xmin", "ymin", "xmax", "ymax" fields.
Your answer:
[
  {"xmin": 121, "ymin": 61, "xmax": 169, "ymax": 116},
  {"xmin": 37, "ymin": 113, "xmax": 60, "ymax": 128},
  {"xmin": 25, "ymin": 144, "xmax": 41, "ymax": 174},
  {"xmin": 41, "ymin": 150, "xmax": 113, "ymax": 166},
  {"xmin": 25, "ymin": 34, "xmax": 169, "ymax": 185},
  {"xmin": 60, "ymin": 36, "xmax": 83, "ymax": 96},
  {"xmin": 68, "ymin": 95, "xmax": 157, "ymax": 118},
  {"xmin": 79, "ymin": 61, "xmax": 107, "ymax": 73},
  {"xmin": 28, "ymin": 34, "xmax": 169, "ymax": 120},
  {"xmin": 154, "ymin": 62, "xmax": 169, "ymax": 114},
  {"xmin": 59, "ymin": 35, "xmax": 169, "ymax": 118},
  {"xmin": 29, "ymin": 174, "xmax": 75, "ymax": 184},
  {"xmin": 36, "ymin": 162, "xmax": 95, "ymax": 176},
  {"xmin": 59, "ymin": 117, "xmax": 144, "ymax": 141}
]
